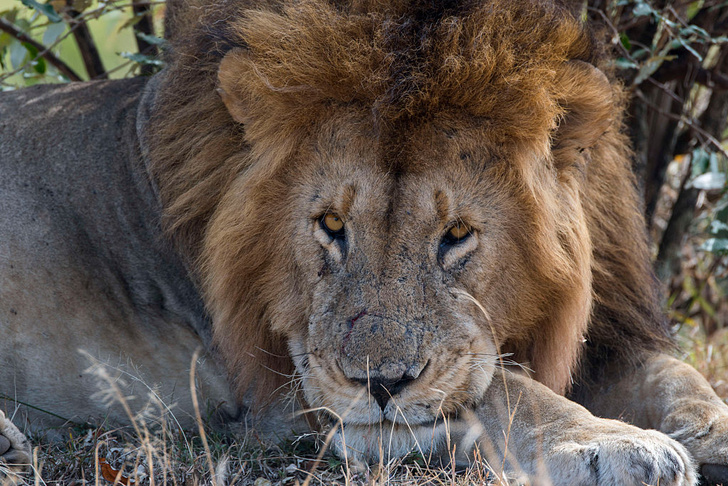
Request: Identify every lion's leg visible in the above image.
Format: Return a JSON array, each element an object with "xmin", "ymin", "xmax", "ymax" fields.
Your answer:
[
  {"xmin": 455, "ymin": 371, "xmax": 697, "ymax": 486},
  {"xmin": 0, "ymin": 411, "xmax": 30, "ymax": 471},
  {"xmin": 576, "ymin": 352, "xmax": 728, "ymax": 485}
]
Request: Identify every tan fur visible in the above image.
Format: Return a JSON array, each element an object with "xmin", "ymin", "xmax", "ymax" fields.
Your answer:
[
  {"xmin": 141, "ymin": 4, "xmax": 728, "ymax": 482},
  {"xmin": 148, "ymin": 0, "xmax": 668, "ymax": 400},
  {"xmin": 135, "ymin": 3, "xmax": 728, "ymax": 484},
  {"xmin": 6, "ymin": 0, "xmax": 727, "ymax": 483}
]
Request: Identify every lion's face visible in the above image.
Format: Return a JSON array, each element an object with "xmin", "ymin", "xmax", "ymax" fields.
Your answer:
[
  {"xmin": 290, "ymin": 116, "xmax": 500, "ymax": 422},
  {"xmin": 237, "ymin": 108, "xmax": 573, "ymax": 455}
]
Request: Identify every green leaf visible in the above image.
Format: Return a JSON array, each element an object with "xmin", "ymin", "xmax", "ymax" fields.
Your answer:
[
  {"xmin": 21, "ymin": 42, "xmax": 44, "ymax": 73},
  {"xmin": 21, "ymin": 41, "xmax": 37, "ymax": 57},
  {"xmin": 633, "ymin": 2, "xmax": 653, "ymax": 17},
  {"xmin": 9, "ymin": 38, "xmax": 27, "ymax": 69},
  {"xmin": 1, "ymin": 7, "xmax": 20, "ymax": 23},
  {"xmin": 19, "ymin": 0, "xmax": 61, "ymax": 22},
  {"xmin": 631, "ymin": 48, "xmax": 649, "ymax": 60},
  {"xmin": 691, "ymin": 147, "xmax": 711, "ymax": 176},
  {"xmin": 613, "ymin": 57, "xmax": 638, "ymax": 70},
  {"xmin": 42, "ymin": 21, "xmax": 66, "ymax": 46},
  {"xmin": 634, "ymin": 55, "xmax": 675, "ymax": 85},
  {"xmin": 686, "ymin": 1, "xmax": 702, "ymax": 20},
  {"xmin": 709, "ymin": 151, "xmax": 720, "ymax": 174},
  {"xmin": 691, "ymin": 172, "xmax": 726, "ymax": 190},
  {"xmin": 119, "ymin": 51, "xmax": 164, "ymax": 66},
  {"xmin": 0, "ymin": 31, "xmax": 13, "ymax": 51},
  {"xmin": 620, "ymin": 33, "xmax": 632, "ymax": 50},
  {"xmin": 677, "ymin": 37, "xmax": 704, "ymax": 62},
  {"xmin": 33, "ymin": 56, "xmax": 45, "ymax": 74},
  {"xmin": 710, "ymin": 220, "xmax": 728, "ymax": 234},
  {"xmin": 136, "ymin": 32, "xmax": 166, "ymax": 47},
  {"xmin": 701, "ymin": 238, "xmax": 728, "ymax": 254},
  {"xmin": 679, "ymin": 24, "xmax": 711, "ymax": 39},
  {"xmin": 117, "ymin": 14, "xmax": 143, "ymax": 31}
]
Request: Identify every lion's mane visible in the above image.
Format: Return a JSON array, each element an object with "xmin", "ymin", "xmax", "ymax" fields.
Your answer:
[{"xmin": 146, "ymin": 0, "xmax": 673, "ymax": 402}]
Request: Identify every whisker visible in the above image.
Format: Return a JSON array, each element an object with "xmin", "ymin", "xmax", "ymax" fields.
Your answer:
[{"xmin": 254, "ymin": 346, "xmax": 291, "ymax": 359}]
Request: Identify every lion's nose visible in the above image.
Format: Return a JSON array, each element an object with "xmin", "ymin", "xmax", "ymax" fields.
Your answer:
[{"xmin": 352, "ymin": 371, "xmax": 420, "ymax": 410}]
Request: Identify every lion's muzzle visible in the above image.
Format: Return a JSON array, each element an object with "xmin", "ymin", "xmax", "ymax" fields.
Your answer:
[{"xmin": 336, "ymin": 312, "xmax": 431, "ymax": 409}]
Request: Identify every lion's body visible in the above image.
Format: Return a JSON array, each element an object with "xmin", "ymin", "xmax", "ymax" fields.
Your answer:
[
  {"xmin": 0, "ymin": 80, "xmax": 241, "ymax": 433},
  {"xmin": 1, "ymin": 0, "xmax": 727, "ymax": 484}
]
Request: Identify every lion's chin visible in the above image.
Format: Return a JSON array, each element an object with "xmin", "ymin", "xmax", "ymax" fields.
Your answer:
[{"xmin": 331, "ymin": 421, "xmax": 451, "ymax": 466}]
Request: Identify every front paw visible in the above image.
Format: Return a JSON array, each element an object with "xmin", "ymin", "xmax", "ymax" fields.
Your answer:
[
  {"xmin": 0, "ymin": 411, "xmax": 31, "ymax": 470},
  {"xmin": 666, "ymin": 410, "xmax": 728, "ymax": 486},
  {"xmin": 543, "ymin": 428, "xmax": 696, "ymax": 486}
]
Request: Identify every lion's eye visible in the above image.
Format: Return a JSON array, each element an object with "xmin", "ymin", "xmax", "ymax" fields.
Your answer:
[
  {"xmin": 444, "ymin": 222, "xmax": 471, "ymax": 244},
  {"xmin": 321, "ymin": 213, "xmax": 345, "ymax": 236}
]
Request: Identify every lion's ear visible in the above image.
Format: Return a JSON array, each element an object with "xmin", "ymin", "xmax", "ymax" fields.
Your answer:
[
  {"xmin": 217, "ymin": 48, "xmax": 251, "ymax": 124},
  {"xmin": 552, "ymin": 61, "xmax": 614, "ymax": 155}
]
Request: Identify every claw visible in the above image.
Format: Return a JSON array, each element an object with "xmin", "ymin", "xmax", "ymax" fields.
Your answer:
[
  {"xmin": 0, "ymin": 410, "xmax": 31, "ymax": 468},
  {"xmin": 0, "ymin": 434, "xmax": 9, "ymax": 456},
  {"xmin": 700, "ymin": 464, "xmax": 728, "ymax": 486}
]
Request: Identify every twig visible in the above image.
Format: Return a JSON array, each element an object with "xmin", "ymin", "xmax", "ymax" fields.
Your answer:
[
  {"xmin": 0, "ymin": 18, "xmax": 82, "ymax": 82},
  {"xmin": 190, "ymin": 349, "xmax": 218, "ymax": 486},
  {"xmin": 634, "ymin": 88, "xmax": 728, "ymax": 159},
  {"xmin": 65, "ymin": 3, "xmax": 107, "ymax": 79},
  {"xmin": 0, "ymin": 17, "xmax": 89, "ymax": 84},
  {"xmin": 646, "ymin": 76, "xmax": 688, "ymax": 105},
  {"xmin": 587, "ymin": 6, "xmax": 634, "ymax": 60},
  {"xmin": 132, "ymin": 0, "xmax": 158, "ymax": 76}
]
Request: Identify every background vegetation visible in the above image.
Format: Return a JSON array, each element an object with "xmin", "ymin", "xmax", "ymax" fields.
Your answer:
[{"xmin": 1, "ymin": 0, "xmax": 727, "ymax": 484}]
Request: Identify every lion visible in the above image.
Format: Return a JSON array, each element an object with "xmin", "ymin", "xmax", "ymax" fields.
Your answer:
[{"xmin": 1, "ymin": 0, "xmax": 727, "ymax": 484}]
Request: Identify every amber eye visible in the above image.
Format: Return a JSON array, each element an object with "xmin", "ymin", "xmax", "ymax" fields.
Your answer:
[
  {"xmin": 321, "ymin": 213, "xmax": 345, "ymax": 235},
  {"xmin": 448, "ymin": 223, "xmax": 469, "ymax": 239},
  {"xmin": 444, "ymin": 222, "xmax": 471, "ymax": 244}
]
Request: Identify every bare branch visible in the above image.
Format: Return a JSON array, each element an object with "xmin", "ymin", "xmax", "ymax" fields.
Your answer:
[
  {"xmin": 634, "ymin": 89, "xmax": 728, "ymax": 160},
  {"xmin": 131, "ymin": 0, "xmax": 158, "ymax": 76},
  {"xmin": 64, "ymin": 2, "xmax": 107, "ymax": 80},
  {"xmin": 0, "ymin": 18, "xmax": 82, "ymax": 82}
]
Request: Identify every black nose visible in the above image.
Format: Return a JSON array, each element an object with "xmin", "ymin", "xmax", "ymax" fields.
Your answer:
[{"xmin": 353, "ymin": 375, "xmax": 416, "ymax": 410}]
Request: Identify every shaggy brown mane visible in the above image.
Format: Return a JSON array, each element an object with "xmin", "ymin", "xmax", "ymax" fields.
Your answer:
[{"xmin": 146, "ymin": 0, "xmax": 673, "ymax": 403}]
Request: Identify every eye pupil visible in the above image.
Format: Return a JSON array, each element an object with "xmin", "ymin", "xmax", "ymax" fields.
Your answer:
[
  {"xmin": 322, "ymin": 213, "xmax": 345, "ymax": 234},
  {"xmin": 448, "ymin": 223, "xmax": 470, "ymax": 240}
]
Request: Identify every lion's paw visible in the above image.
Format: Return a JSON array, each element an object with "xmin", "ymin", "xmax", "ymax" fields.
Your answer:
[
  {"xmin": 545, "ymin": 429, "xmax": 696, "ymax": 486},
  {"xmin": 664, "ymin": 404, "xmax": 728, "ymax": 486},
  {"xmin": 687, "ymin": 423, "xmax": 728, "ymax": 486},
  {"xmin": 0, "ymin": 411, "xmax": 30, "ymax": 469}
]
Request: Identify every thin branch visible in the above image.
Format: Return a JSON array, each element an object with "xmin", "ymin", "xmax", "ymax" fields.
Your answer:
[
  {"xmin": 65, "ymin": 4, "xmax": 107, "ymax": 80},
  {"xmin": 635, "ymin": 88, "xmax": 728, "ymax": 160},
  {"xmin": 588, "ymin": 6, "xmax": 634, "ymax": 60},
  {"xmin": 132, "ymin": 0, "xmax": 158, "ymax": 76},
  {"xmin": 95, "ymin": 57, "xmax": 136, "ymax": 79},
  {"xmin": 645, "ymin": 76, "xmax": 688, "ymax": 105},
  {"xmin": 0, "ymin": 18, "xmax": 82, "ymax": 82}
]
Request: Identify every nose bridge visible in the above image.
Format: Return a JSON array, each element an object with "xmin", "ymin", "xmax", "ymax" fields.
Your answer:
[
  {"xmin": 350, "ymin": 218, "xmax": 428, "ymax": 308},
  {"xmin": 337, "ymin": 191, "xmax": 436, "ymax": 375},
  {"xmin": 379, "ymin": 244, "xmax": 426, "ymax": 306}
]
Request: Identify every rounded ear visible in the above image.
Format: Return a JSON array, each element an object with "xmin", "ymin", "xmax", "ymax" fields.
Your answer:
[
  {"xmin": 217, "ymin": 48, "xmax": 251, "ymax": 124},
  {"xmin": 552, "ymin": 60, "xmax": 614, "ymax": 153}
]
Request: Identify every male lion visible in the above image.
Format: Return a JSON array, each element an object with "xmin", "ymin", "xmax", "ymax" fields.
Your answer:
[{"xmin": 1, "ymin": 0, "xmax": 727, "ymax": 484}]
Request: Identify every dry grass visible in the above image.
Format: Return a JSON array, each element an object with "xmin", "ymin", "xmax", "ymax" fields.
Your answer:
[
  {"xmin": 1, "ymin": 422, "xmax": 500, "ymax": 485},
  {"xmin": 0, "ymin": 356, "xmax": 505, "ymax": 486},
  {"xmin": 677, "ymin": 324, "xmax": 728, "ymax": 401},
  {"xmin": 2, "ymin": 293, "xmax": 725, "ymax": 486},
  {"xmin": 2, "ymin": 331, "xmax": 725, "ymax": 486}
]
